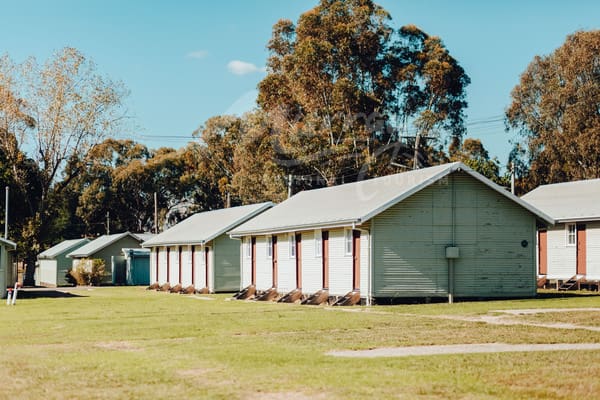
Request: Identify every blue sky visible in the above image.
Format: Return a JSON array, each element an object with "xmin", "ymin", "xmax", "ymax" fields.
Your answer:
[{"xmin": 1, "ymin": 0, "xmax": 599, "ymax": 164}]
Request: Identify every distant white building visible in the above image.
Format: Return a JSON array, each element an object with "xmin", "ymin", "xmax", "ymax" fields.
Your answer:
[
  {"xmin": 142, "ymin": 203, "xmax": 273, "ymax": 292},
  {"xmin": 522, "ymin": 179, "xmax": 600, "ymax": 283}
]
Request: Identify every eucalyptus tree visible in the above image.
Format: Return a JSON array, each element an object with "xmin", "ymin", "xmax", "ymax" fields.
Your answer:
[{"xmin": 506, "ymin": 30, "xmax": 600, "ymax": 190}]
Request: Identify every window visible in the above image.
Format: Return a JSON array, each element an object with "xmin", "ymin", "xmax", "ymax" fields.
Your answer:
[
  {"xmin": 344, "ymin": 229, "xmax": 353, "ymax": 256},
  {"xmin": 244, "ymin": 237, "xmax": 251, "ymax": 258},
  {"xmin": 266, "ymin": 236, "xmax": 273, "ymax": 258},
  {"xmin": 566, "ymin": 224, "xmax": 576, "ymax": 246},
  {"xmin": 289, "ymin": 233, "xmax": 296, "ymax": 258},
  {"xmin": 315, "ymin": 230, "xmax": 322, "ymax": 257}
]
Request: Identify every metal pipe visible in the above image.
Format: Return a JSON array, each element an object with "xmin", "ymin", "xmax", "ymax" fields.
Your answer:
[{"xmin": 11, "ymin": 284, "xmax": 18, "ymax": 305}]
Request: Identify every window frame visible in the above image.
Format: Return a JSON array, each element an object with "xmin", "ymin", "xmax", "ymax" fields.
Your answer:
[
  {"xmin": 344, "ymin": 229, "xmax": 353, "ymax": 256},
  {"xmin": 266, "ymin": 236, "xmax": 273, "ymax": 259},
  {"xmin": 244, "ymin": 237, "xmax": 252, "ymax": 258},
  {"xmin": 289, "ymin": 233, "xmax": 296, "ymax": 258},
  {"xmin": 566, "ymin": 224, "xmax": 576, "ymax": 246},
  {"xmin": 314, "ymin": 230, "xmax": 322, "ymax": 258}
]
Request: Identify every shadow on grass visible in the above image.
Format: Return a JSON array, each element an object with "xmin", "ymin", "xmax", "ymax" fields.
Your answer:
[
  {"xmin": 536, "ymin": 290, "xmax": 600, "ymax": 299},
  {"xmin": 16, "ymin": 288, "xmax": 87, "ymax": 299}
]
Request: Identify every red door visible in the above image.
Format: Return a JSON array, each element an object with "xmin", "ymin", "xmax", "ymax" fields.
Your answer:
[
  {"xmin": 352, "ymin": 230, "xmax": 361, "ymax": 290},
  {"xmin": 538, "ymin": 230, "xmax": 547, "ymax": 275},
  {"xmin": 191, "ymin": 245, "xmax": 195, "ymax": 286},
  {"xmin": 155, "ymin": 248, "xmax": 159, "ymax": 282},
  {"xmin": 322, "ymin": 231, "xmax": 329, "ymax": 289},
  {"xmin": 272, "ymin": 236, "xmax": 278, "ymax": 288},
  {"xmin": 166, "ymin": 247, "xmax": 171, "ymax": 282},
  {"xmin": 178, "ymin": 246, "xmax": 183, "ymax": 284},
  {"xmin": 296, "ymin": 233, "xmax": 302, "ymax": 289},
  {"xmin": 577, "ymin": 225, "xmax": 587, "ymax": 275},
  {"xmin": 205, "ymin": 246, "xmax": 210, "ymax": 289},
  {"xmin": 251, "ymin": 237, "xmax": 257, "ymax": 285}
]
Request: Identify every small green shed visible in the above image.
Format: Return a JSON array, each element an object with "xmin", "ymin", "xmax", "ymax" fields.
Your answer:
[{"xmin": 67, "ymin": 232, "xmax": 147, "ymax": 285}]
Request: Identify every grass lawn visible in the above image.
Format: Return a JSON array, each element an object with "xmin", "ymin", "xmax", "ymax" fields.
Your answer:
[{"xmin": 1, "ymin": 287, "xmax": 600, "ymax": 399}]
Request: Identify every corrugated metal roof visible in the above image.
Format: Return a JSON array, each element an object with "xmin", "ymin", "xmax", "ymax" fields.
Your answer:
[
  {"xmin": 134, "ymin": 233, "xmax": 155, "ymax": 242},
  {"xmin": 67, "ymin": 232, "xmax": 142, "ymax": 258},
  {"xmin": 230, "ymin": 162, "xmax": 554, "ymax": 236},
  {"xmin": 142, "ymin": 202, "xmax": 274, "ymax": 247},
  {"xmin": 122, "ymin": 248, "xmax": 150, "ymax": 257},
  {"xmin": 521, "ymin": 178, "xmax": 600, "ymax": 222},
  {"xmin": 0, "ymin": 237, "xmax": 16, "ymax": 250},
  {"xmin": 38, "ymin": 238, "xmax": 90, "ymax": 260}
]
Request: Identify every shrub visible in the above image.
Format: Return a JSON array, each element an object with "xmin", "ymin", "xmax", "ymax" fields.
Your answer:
[
  {"xmin": 67, "ymin": 264, "xmax": 90, "ymax": 286},
  {"xmin": 89, "ymin": 259, "xmax": 106, "ymax": 286},
  {"xmin": 66, "ymin": 259, "xmax": 106, "ymax": 286}
]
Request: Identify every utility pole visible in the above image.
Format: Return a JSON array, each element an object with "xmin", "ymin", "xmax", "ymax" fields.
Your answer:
[
  {"xmin": 4, "ymin": 186, "xmax": 8, "ymax": 239},
  {"xmin": 412, "ymin": 134, "xmax": 421, "ymax": 170},
  {"xmin": 226, "ymin": 192, "xmax": 231, "ymax": 208},
  {"xmin": 106, "ymin": 211, "xmax": 110, "ymax": 235},
  {"xmin": 510, "ymin": 162, "xmax": 515, "ymax": 195}
]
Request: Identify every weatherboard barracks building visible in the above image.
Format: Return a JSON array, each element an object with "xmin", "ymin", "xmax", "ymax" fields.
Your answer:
[{"xmin": 229, "ymin": 162, "xmax": 553, "ymax": 304}]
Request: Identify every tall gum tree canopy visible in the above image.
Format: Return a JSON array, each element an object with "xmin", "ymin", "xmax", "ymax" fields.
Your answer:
[
  {"xmin": 0, "ymin": 47, "xmax": 128, "ymax": 284},
  {"xmin": 506, "ymin": 30, "xmax": 600, "ymax": 190},
  {"xmin": 257, "ymin": 0, "xmax": 469, "ymax": 185}
]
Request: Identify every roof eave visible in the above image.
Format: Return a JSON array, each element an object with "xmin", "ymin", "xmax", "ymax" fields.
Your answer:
[
  {"xmin": 229, "ymin": 219, "xmax": 361, "ymax": 237},
  {"xmin": 142, "ymin": 239, "xmax": 208, "ymax": 248},
  {"xmin": 556, "ymin": 216, "xmax": 600, "ymax": 224}
]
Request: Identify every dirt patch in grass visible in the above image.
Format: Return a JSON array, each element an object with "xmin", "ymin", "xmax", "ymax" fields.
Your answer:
[
  {"xmin": 258, "ymin": 391, "xmax": 329, "ymax": 400},
  {"xmin": 95, "ymin": 341, "xmax": 142, "ymax": 352},
  {"xmin": 177, "ymin": 368, "xmax": 213, "ymax": 377},
  {"xmin": 328, "ymin": 343, "xmax": 600, "ymax": 358},
  {"xmin": 436, "ymin": 307, "xmax": 600, "ymax": 332}
]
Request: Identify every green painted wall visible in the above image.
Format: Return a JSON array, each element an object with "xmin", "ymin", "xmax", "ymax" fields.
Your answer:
[
  {"xmin": 372, "ymin": 172, "xmax": 536, "ymax": 298},
  {"xmin": 213, "ymin": 234, "xmax": 241, "ymax": 292},
  {"xmin": 56, "ymin": 248, "xmax": 80, "ymax": 286}
]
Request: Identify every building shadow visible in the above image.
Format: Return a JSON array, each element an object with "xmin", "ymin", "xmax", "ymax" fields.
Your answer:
[{"xmin": 14, "ymin": 288, "xmax": 87, "ymax": 299}]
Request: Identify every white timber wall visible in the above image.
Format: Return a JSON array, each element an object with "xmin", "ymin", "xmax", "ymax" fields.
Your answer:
[
  {"xmin": 359, "ymin": 229, "xmax": 370, "ymax": 298},
  {"xmin": 546, "ymin": 223, "xmax": 576, "ymax": 279},
  {"xmin": 193, "ymin": 245, "xmax": 206, "ymax": 289},
  {"xmin": 301, "ymin": 230, "xmax": 322, "ymax": 294},
  {"xmin": 158, "ymin": 246, "xmax": 168, "ymax": 283},
  {"xmin": 38, "ymin": 260, "xmax": 58, "ymax": 286},
  {"xmin": 241, "ymin": 238, "xmax": 251, "ymax": 288},
  {"xmin": 167, "ymin": 246, "xmax": 178, "ymax": 283},
  {"xmin": 150, "ymin": 248, "xmax": 157, "ymax": 283},
  {"xmin": 277, "ymin": 233, "xmax": 296, "ymax": 293},
  {"xmin": 328, "ymin": 229, "xmax": 353, "ymax": 296},
  {"xmin": 585, "ymin": 222, "xmax": 600, "ymax": 279},
  {"xmin": 180, "ymin": 245, "xmax": 192, "ymax": 287},
  {"xmin": 255, "ymin": 236, "xmax": 271, "ymax": 291}
]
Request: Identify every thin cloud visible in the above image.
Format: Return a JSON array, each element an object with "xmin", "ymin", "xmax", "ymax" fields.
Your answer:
[
  {"xmin": 227, "ymin": 60, "xmax": 266, "ymax": 75},
  {"xmin": 186, "ymin": 50, "xmax": 209, "ymax": 59}
]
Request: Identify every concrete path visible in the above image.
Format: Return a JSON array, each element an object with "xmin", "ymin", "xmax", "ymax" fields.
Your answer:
[{"xmin": 328, "ymin": 343, "xmax": 600, "ymax": 358}]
